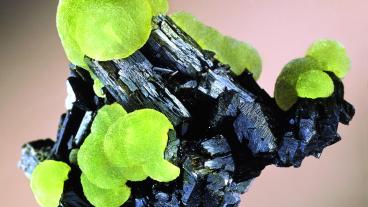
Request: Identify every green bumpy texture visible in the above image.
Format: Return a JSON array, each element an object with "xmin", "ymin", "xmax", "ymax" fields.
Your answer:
[
  {"xmin": 171, "ymin": 12, "xmax": 262, "ymax": 79},
  {"xmin": 104, "ymin": 109, "xmax": 180, "ymax": 182},
  {"xmin": 296, "ymin": 70, "xmax": 334, "ymax": 99},
  {"xmin": 78, "ymin": 103, "xmax": 180, "ymax": 207},
  {"xmin": 306, "ymin": 39, "xmax": 351, "ymax": 78},
  {"xmin": 57, "ymin": 0, "xmax": 152, "ymax": 66},
  {"xmin": 81, "ymin": 174, "xmax": 131, "ymax": 207},
  {"xmin": 78, "ymin": 103, "xmax": 128, "ymax": 189},
  {"xmin": 274, "ymin": 57, "xmax": 329, "ymax": 111},
  {"xmin": 57, "ymin": 0, "xmax": 169, "ymax": 97},
  {"xmin": 30, "ymin": 160, "xmax": 71, "ymax": 207},
  {"xmin": 275, "ymin": 39, "xmax": 351, "ymax": 111}
]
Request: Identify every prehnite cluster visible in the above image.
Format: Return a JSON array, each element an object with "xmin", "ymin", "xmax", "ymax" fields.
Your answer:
[
  {"xmin": 171, "ymin": 12, "xmax": 262, "ymax": 79},
  {"xmin": 30, "ymin": 160, "xmax": 71, "ymax": 207},
  {"xmin": 29, "ymin": 103, "xmax": 179, "ymax": 207},
  {"xmin": 274, "ymin": 39, "xmax": 351, "ymax": 111},
  {"xmin": 56, "ymin": 0, "xmax": 168, "ymax": 68},
  {"xmin": 27, "ymin": 1, "xmax": 353, "ymax": 206},
  {"xmin": 56, "ymin": 0, "xmax": 169, "ymax": 97},
  {"xmin": 77, "ymin": 103, "xmax": 180, "ymax": 207}
]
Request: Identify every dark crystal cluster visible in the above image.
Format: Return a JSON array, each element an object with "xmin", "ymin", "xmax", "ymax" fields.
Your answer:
[
  {"xmin": 275, "ymin": 73, "xmax": 354, "ymax": 167},
  {"xmin": 19, "ymin": 16, "xmax": 354, "ymax": 207}
]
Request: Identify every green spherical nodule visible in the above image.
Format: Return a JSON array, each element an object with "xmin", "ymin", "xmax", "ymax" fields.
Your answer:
[
  {"xmin": 274, "ymin": 57, "xmax": 328, "ymax": 111},
  {"xmin": 30, "ymin": 160, "xmax": 71, "ymax": 207},
  {"xmin": 57, "ymin": 0, "xmax": 152, "ymax": 66},
  {"xmin": 57, "ymin": 0, "xmax": 169, "ymax": 69},
  {"xmin": 306, "ymin": 39, "xmax": 351, "ymax": 78},
  {"xmin": 296, "ymin": 70, "xmax": 334, "ymax": 99},
  {"xmin": 77, "ymin": 104, "xmax": 127, "ymax": 189},
  {"xmin": 78, "ymin": 132, "xmax": 127, "ymax": 189},
  {"xmin": 81, "ymin": 174, "xmax": 131, "ymax": 207},
  {"xmin": 103, "ymin": 108, "xmax": 180, "ymax": 182},
  {"xmin": 104, "ymin": 109, "xmax": 174, "ymax": 167}
]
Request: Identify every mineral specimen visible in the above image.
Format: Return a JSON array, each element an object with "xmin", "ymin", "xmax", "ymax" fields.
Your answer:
[{"xmin": 19, "ymin": 15, "xmax": 354, "ymax": 207}]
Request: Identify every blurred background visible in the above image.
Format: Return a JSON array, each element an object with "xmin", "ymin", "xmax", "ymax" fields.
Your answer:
[{"xmin": 0, "ymin": 0, "xmax": 367, "ymax": 206}]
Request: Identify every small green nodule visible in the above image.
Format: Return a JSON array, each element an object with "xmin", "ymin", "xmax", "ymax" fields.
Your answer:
[
  {"xmin": 306, "ymin": 39, "xmax": 351, "ymax": 78},
  {"xmin": 274, "ymin": 57, "xmax": 329, "ymax": 111},
  {"xmin": 30, "ymin": 160, "xmax": 71, "ymax": 207},
  {"xmin": 81, "ymin": 174, "xmax": 130, "ymax": 207},
  {"xmin": 296, "ymin": 70, "xmax": 334, "ymax": 99},
  {"xmin": 57, "ymin": 0, "xmax": 169, "ymax": 67}
]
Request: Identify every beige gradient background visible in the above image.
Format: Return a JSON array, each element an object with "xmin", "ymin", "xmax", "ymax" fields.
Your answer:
[{"xmin": 0, "ymin": 0, "xmax": 367, "ymax": 206}]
